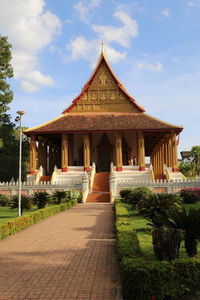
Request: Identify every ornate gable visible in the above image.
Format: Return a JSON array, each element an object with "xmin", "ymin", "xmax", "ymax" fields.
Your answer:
[{"xmin": 63, "ymin": 54, "xmax": 145, "ymax": 113}]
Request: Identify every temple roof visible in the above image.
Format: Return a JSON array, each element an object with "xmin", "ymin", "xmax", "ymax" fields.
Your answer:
[
  {"xmin": 62, "ymin": 52, "xmax": 145, "ymax": 114},
  {"xmin": 25, "ymin": 48, "xmax": 183, "ymax": 136},
  {"xmin": 25, "ymin": 112, "xmax": 183, "ymax": 135}
]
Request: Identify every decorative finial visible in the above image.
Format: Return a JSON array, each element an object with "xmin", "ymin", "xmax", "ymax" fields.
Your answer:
[{"xmin": 101, "ymin": 40, "xmax": 105, "ymax": 55}]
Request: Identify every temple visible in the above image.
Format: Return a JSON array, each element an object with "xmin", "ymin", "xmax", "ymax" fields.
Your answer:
[{"xmin": 25, "ymin": 47, "xmax": 184, "ymax": 200}]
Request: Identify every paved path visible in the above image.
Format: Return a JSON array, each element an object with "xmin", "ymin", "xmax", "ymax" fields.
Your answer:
[{"xmin": 0, "ymin": 203, "xmax": 122, "ymax": 300}]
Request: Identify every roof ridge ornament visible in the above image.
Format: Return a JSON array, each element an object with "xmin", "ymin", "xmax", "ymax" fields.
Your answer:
[{"xmin": 101, "ymin": 40, "xmax": 105, "ymax": 56}]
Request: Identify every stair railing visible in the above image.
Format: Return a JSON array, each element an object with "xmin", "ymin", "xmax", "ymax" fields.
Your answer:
[
  {"xmin": 82, "ymin": 172, "xmax": 89, "ymax": 203},
  {"xmin": 51, "ymin": 165, "xmax": 58, "ymax": 184},
  {"xmin": 35, "ymin": 166, "xmax": 43, "ymax": 184},
  {"xmin": 89, "ymin": 162, "xmax": 96, "ymax": 191}
]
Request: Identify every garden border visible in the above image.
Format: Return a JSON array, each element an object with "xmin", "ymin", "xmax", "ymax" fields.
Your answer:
[{"xmin": 115, "ymin": 200, "xmax": 200, "ymax": 300}]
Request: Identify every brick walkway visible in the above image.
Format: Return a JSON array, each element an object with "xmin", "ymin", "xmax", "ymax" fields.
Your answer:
[{"xmin": 0, "ymin": 203, "xmax": 122, "ymax": 300}]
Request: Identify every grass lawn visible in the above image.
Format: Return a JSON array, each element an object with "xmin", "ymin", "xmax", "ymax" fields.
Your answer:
[
  {"xmin": 0, "ymin": 206, "xmax": 38, "ymax": 225},
  {"xmin": 126, "ymin": 201, "xmax": 200, "ymax": 260}
]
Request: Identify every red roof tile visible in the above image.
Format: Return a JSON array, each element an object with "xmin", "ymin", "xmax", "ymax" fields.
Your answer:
[{"xmin": 25, "ymin": 112, "xmax": 183, "ymax": 134}]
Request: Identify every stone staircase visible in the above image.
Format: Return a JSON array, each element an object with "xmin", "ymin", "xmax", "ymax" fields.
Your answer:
[
  {"xmin": 87, "ymin": 173, "xmax": 110, "ymax": 202},
  {"xmin": 39, "ymin": 176, "xmax": 52, "ymax": 183}
]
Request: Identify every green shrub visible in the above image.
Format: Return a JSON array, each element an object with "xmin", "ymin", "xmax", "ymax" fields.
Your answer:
[
  {"xmin": 0, "ymin": 200, "xmax": 77, "ymax": 240},
  {"xmin": 65, "ymin": 190, "xmax": 80, "ymax": 201},
  {"xmin": 32, "ymin": 191, "xmax": 50, "ymax": 209},
  {"xmin": 119, "ymin": 189, "xmax": 134, "ymax": 203},
  {"xmin": 115, "ymin": 202, "xmax": 143, "ymax": 260},
  {"xmin": 120, "ymin": 187, "xmax": 153, "ymax": 206},
  {"xmin": 0, "ymin": 194, "xmax": 9, "ymax": 207},
  {"xmin": 180, "ymin": 188, "xmax": 200, "ymax": 204},
  {"xmin": 137, "ymin": 193, "xmax": 181, "ymax": 227},
  {"xmin": 115, "ymin": 201, "xmax": 200, "ymax": 300},
  {"xmin": 9, "ymin": 195, "xmax": 33, "ymax": 214},
  {"xmin": 160, "ymin": 208, "xmax": 200, "ymax": 257},
  {"xmin": 53, "ymin": 191, "xmax": 67, "ymax": 204}
]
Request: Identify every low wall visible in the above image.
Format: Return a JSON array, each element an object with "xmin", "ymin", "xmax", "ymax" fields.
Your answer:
[{"xmin": 0, "ymin": 182, "xmax": 82, "ymax": 197}]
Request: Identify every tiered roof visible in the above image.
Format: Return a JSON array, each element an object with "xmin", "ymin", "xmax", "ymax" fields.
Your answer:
[{"xmin": 25, "ymin": 50, "xmax": 183, "ymax": 135}]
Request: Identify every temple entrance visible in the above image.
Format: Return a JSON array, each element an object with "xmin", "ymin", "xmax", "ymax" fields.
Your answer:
[{"xmin": 96, "ymin": 134, "xmax": 113, "ymax": 172}]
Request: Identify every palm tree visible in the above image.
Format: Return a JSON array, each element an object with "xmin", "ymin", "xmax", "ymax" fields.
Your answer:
[{"xmin": 161, "ymin": 208, "xmax": 200, "ymax": 257}]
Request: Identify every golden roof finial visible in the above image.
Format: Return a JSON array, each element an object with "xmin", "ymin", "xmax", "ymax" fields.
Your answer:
[{"xmin": 101, "ymin": 40, "xmax": 105, "ymax": 55}]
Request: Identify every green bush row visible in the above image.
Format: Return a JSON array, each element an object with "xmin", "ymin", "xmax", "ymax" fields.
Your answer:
[
  {"xmin": 115, "ymin": 200, "xmax": 200, "ymax": 300},
  {"xmin": 0, "ymin": 200, "xmax": 77, "ymax": 240}
]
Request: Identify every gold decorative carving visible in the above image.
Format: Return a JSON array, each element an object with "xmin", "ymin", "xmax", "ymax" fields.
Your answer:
[
  {"xmin": 99, "ymin": 90, "xmax": 107, "ymax": 101},
  {"xmin": 109, "ymin": 90, "xmax": 117, "ymax": 101},
  {"xmin": 69, "ymin": 60, "xmax": 141, "ymax": 113},
  {"xmin": 92, "ymin": 62, "xmax": 115, "ymax": 87},
  {"xmin": 81, "ymin": 92, "xmax": 88, "ymax": 101},
  {"xmin": 90, "ymin": 90, "xmax": 98, "ymax": 101}
]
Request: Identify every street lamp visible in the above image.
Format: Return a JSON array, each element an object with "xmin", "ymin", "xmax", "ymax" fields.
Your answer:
[{"xmin": 16, "ymin": 110, "xmax": 25, "ymax": 217}]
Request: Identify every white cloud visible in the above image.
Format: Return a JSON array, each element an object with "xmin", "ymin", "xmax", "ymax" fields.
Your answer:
[
  {"xmin": 66, "ymin": 8, "xmax": 138, "ymax": 66},
  {"xmin": 161, "ymin": 8, "xmax": 170, "ymax": 17},
  {"xmin": 0, "ymin": 0, "xmax": 61, "ymax": 92},
  {"xmin": 66, "ymin": 36, "xmax": 126, "ymax": 67},
  {"xmin": 74, "ymin": 0, "xmax": 102, "ymax": 23},
  {"xmin": 187, "ymin": 0, "xmax": 200, "ymax": 6},
  {"xmin": 92, "ymin": 10, "xmax": 139, "ymax": 47},
  {"xmin": 21, "ymin": 71, "xmax": 54, "ymax": 93},
  {"xmin": 137, "ymin": 62, "xmax": 163, "ymax": 72}
]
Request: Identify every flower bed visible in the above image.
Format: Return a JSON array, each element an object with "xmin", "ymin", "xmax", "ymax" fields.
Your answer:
[{"xmin": 0, "ymin": 200, "xmax": 77, "ymax": 240}]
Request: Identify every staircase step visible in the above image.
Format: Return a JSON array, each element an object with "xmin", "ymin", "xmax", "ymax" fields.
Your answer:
[
  {"xmin": 39, "ymin": 176, "xmax": 51, "ymax": 182},
  {"xmin": 87, "ymin": 192, "xmax": 110, "ymax": 202},
  {"xmin": 92, "ymin": 173, "xmax": 109, "ymax": 192}
]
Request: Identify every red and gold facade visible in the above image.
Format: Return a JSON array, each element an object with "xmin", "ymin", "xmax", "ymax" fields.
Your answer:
[{"xmin": 25, "ymin": 52, "xmax": 183, "ymax": 179}]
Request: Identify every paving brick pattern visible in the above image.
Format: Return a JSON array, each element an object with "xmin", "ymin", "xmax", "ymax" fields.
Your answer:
[{"xmin": 0, "ymin": 203, "xmax": 122, "ymax": 300}]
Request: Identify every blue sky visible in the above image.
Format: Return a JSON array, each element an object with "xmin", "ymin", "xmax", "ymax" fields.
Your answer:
[{"xmin": 0, "ymin": 0, "xmax": 200, "ymax": 154}]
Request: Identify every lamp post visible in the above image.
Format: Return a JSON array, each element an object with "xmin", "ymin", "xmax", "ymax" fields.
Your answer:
[{"xmin": 16, "ymin": 110, "xmax": 25, "ymax": 217}]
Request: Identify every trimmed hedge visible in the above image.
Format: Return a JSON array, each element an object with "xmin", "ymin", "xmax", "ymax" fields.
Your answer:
[
  {"xmin": 0, "ymin": 200, "xmax": 77, "ymax": 240},
  {"xmin": 115, "ymin": 200, "xmax": 200, "ymax": 300}
]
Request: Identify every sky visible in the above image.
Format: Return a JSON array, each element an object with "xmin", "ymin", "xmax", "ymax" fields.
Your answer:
[{"xmin": 0, "ymin": 0, "xmax": 200, "ymax": 155}]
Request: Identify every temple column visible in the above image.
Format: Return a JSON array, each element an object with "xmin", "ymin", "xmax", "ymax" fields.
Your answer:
[
  {"xmin": 61, "ymin": 133, "xmax": 69, "ymax": 172},
  {"xmin": 164, "ymin": 140, "xmax": 168, "ymax": 166},
  {"xmin": 138, "ymin": 131, "xmax": 145, "ymax": 171},
  {"xmin": 29, "ymin": 134, "xmax": 37, "ymax": 174},
  {"xmin": 38, "ymin": 136, "xmax": 43, "ymax": 169},
  {"xmin": 116, "ymin": 133, "xmax": 123, "ymax": 171},
  {"xmin": 49, "ymin": 142, "xmax": 54, "ymax": 173},
  {"xmin": 172, "ymin": 132, "xmax": 178, "ymax": 172},
  {"xmin": 158, "ymin": 145, "xmax": 162, "ymax": 176},
  {"xmin": 161, "ymin": 142, "xmax": 164, "ymax": 175},
  {"xmin": 42, "ymin": 139, "xmax": 47, "ymax": 175},
  {"xmin": 167, "ymin": 137, "xmax": 172, "ymax": 168},
  {"xmin": 84, "ymin": 133, "xmax": 90, "ymax": 172}
]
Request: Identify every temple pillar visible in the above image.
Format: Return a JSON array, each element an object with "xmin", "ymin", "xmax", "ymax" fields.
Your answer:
[
  {"xmin": 172, "ymin": 132, "xmax": 178, "ymax": 172},
  {"xmin": 49, "ymin": 142, "xmax": 54, "ymax": 173},
  {"xmin": 29, "ymin": 134, "xmax": 37, "ymax": 174},
  {"xmin": 84, "ymin": 133, "xmax": 90, "ymax": 171},
  {"xmin": 167, "ymin": 137, "xmax": 172, "ymax": 168},
  {"xmin": 161, "ymin": 142, "xmax": 164, "ymax": 175},
  {"xmin": 164, "ymin": 140, "xmax": 168, "ymax": 166},
  {"xmin": 138, "ymin": 131, "xmax": 145, "ymax": 171},
  {"xmin": 38, "ymin": 136, "xmax": 43, "ymax": 169},
  {"xmin": 116, "ymin": 133, "xmax": 123, "ymax": 171},
  {"xmin": 42, "ymin": 139, "xmax": 47, "ymax": 174},
  {"xmin": 61, "ymin": 133, "xmax": 69, "ymax": 172}
]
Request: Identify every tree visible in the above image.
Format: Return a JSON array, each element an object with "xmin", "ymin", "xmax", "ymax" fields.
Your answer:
[
  {"xmin": 0, "ymin": 35, "xmax": 13, "ymax": 115},
  {"xmin": 179, "ymin": 145, "xmax": 200, "ymax": 177},
  {"xmin": 191, "ymin": 146, "xmax": 200, "ymax": 176},
  {"xmin": 0, "ymin": 36, "xmax": 29, "ymax": 182}
]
